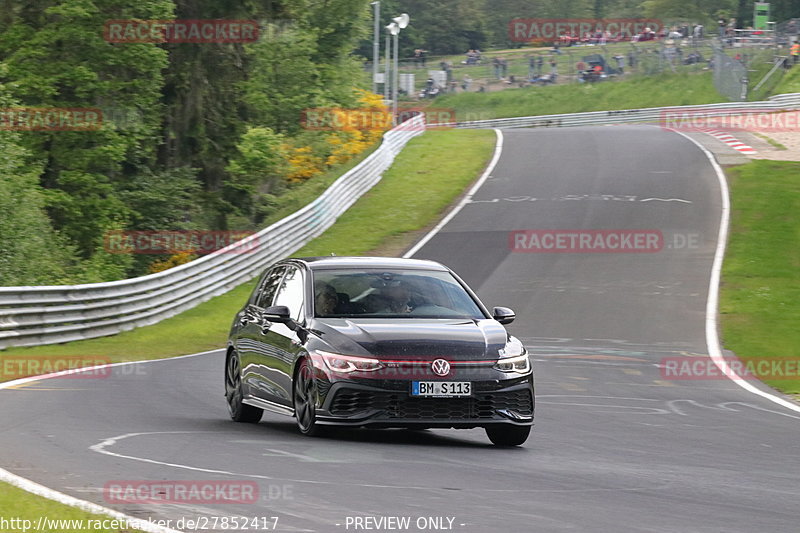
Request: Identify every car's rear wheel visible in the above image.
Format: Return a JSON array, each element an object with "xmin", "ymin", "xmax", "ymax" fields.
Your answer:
[
  {"xmin": 293, "ymin": 358, "xmax": 324, "ymax": 436},
  {"xmin": 225, "ymin": 352, "xmax": 262, "ymax": 423},
  {"xmin": 485, "ymin": 424, "xmax": 530, "ymax": 446}
]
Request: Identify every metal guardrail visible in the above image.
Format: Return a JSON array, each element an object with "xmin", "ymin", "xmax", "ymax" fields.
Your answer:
[
  {"xmin": 0, "ymin": 116, "xmax": 426, "ymax": 349},
  {"xmin": 451, "ymin": 92, "xmax": 800, "ymax": 130},
  {"xmin": 5, "ymin": 93, "xmax": 800, "ymax": 349}
]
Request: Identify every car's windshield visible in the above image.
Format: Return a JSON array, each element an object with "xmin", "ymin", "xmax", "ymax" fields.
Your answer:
[{"xmin": 312, "ymin": 269, "xmax": 485, "ymax": 319}]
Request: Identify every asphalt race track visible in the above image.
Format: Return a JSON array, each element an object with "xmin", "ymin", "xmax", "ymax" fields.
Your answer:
[{"xmin": 2, "ymin": 125, "xmax": 799, "ymax": 533}]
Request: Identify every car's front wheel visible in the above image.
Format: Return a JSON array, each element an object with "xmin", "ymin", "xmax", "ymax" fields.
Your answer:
[
  {"xmin": 225, "ymin": 351, "xmax": 262, "ymax": 423},
  {"xmin": 293, "ymin": 358, "xmax": 324, "ymax": 436},
  {"xmin": 485, "ymin": 424, "xmax": 530, "ymax": 446}
]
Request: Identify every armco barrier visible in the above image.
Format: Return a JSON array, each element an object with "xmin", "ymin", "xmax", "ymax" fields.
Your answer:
[
  {"xmin": 450, "ymin": 92, "xmax": 800, "ymax": 129},
  {"xmin": 0, "ymin": 115, "xmax": 425, "ymax": 349}
]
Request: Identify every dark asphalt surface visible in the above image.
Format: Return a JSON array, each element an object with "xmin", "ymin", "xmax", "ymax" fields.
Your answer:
[{"xmin": 2, "ymin": 125, "xmax": 799, "ymax": 533}]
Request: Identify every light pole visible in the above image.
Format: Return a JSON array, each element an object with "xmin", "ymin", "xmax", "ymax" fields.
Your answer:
[
  {"xmin": 390, "ymin": 14, "xmax": 409, "ymax": 124},
  {"xmin": 385, "ymin": 22, "xmax": 398, "ymax": 108},
  {"xmin": 371, "ymin": 1, "xmax": 380, "ymax": 94}
]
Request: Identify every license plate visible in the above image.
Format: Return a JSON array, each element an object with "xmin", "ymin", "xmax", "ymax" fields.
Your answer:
[{"xmin": 411, "ymin": 381, "xmax": 471, "ymax": 397}]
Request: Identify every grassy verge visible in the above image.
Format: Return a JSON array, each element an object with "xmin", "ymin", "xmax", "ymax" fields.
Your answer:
[
  {"xmin": 773, "ymin": 62, "xmax": 800, "ymax": 94},
  {"xmin": 720, "ymin": 160, "xmax": 800, "ymax": 394},
  {"xmin": 0, "ymin": 129, "xmax": 495, "ymax": 372},
  {"xmin": 0, "ymin": 481, "xmax": 144, "ymax": 532},
  {"xmin": 435, "ymin": 71, "xmax": 723, "ymax": 121}
]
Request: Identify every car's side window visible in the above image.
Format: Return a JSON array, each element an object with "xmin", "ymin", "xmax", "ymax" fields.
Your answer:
[
  {"xmin": 272, "ymin": 266, "xmax": 305, "ymax": 321},
  {"xmin": 254, "ymin": 266, "xmax": 286, "ymax": 309}
]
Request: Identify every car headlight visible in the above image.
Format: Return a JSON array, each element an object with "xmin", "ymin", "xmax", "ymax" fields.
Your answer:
[
  {"xmin": 317, "ymin": 351, "xmax": 385, "ymax": 373},
  {"xmin": 494, "ymin": 353, "xmax": 531, "ymax": 373},
  {"xmin": 494, "ymin": 337, "xmax": 530, "ymax": 373}
]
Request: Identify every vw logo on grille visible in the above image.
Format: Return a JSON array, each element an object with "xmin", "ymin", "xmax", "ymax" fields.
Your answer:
[{"xmin": 431, "ymin": 359, "xmax": 451, "ymax": 377}]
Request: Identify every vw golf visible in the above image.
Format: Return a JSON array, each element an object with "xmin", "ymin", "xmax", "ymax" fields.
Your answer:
[{"xmin": 225, "ymin": 257, "xmax": 534, "ymax": 445}]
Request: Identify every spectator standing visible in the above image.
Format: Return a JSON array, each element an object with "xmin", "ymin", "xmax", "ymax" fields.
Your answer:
[
  {"xmin": 492, "ymin": 57, "xmax": 501, "ymax": 78},
  {"xmin": 528, "ymin": 56, "xmax": 536, "ymax": 78},
  {"xmin": 792, "ymin": 42, "xmax": 800, "ymax": 64},
  {"xmin": 536, "ymin": 55, "xmax": 544, "ymax": 75},
  {"xmin": 613, "ymin": 54, "xmax": 625, "ymax": 74},
  {"xmin": 441, "ymin": 60, "xmax": 453, "ymax": 85}
]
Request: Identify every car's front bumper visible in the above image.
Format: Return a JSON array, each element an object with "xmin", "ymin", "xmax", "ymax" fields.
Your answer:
[{"xmin": 314, "ymin": 375, "xmax": 534, "ymax": 429}]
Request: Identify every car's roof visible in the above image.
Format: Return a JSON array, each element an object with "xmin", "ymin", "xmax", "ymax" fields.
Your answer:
[{"xmin": 292, "ymin": 256, "xmax": 449, "ymax": 271}]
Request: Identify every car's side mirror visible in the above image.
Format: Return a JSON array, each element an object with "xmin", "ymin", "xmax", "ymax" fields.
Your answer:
[
  {"xmin": 263, "ymin": 305, "xmax": 297, "ymax": 330},
  {"xmin": 492, "ymin": 306, "xmax": 516, "ymax": 325}
]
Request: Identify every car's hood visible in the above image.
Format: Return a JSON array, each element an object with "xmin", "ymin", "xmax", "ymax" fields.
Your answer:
[{"xmin": 310, "ymin": 318, "xmax": 509, "ymax": 360}]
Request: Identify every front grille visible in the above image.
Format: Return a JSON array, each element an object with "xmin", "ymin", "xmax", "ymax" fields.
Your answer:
[{"xmin": 330, "ymin": 389, "xmax": 532, "ymax": 419}]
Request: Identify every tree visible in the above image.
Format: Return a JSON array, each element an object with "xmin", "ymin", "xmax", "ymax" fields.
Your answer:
[
  {"xmin": 0, "ymin": 0, "xmax": 171, "ymax": 261},
  {"xmin": 0, "ymin": 87, "xmax": 76, "ymax": 285}
]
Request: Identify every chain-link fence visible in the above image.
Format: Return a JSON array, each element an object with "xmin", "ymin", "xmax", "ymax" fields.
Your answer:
[
  {"xmin": 364, "ymin": 35, "xmax": 790, "ymax": 102},
  {"xmin": 713, "ymin": 45, "xmax": 749, "ymax": 101}
]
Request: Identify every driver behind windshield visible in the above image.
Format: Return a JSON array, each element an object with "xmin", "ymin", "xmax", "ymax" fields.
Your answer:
[{"xmin": 362, "ymin": 278, "xmax": 416, "ymax": 314}]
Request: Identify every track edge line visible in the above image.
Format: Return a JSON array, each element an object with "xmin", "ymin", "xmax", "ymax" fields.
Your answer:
[
  {"xmin": 669, "ymin": 129, "xmax": 800, "ymax": 414},
  {"xmin": 403, "ymin": 129, "xmax": 504, "ymax": 258}
]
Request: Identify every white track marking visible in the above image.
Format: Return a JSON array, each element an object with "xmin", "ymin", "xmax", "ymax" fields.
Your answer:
[
  {"xmin": 639, "ymin": 198, "xmax": 692, "ymax": 203},
  {"xmin": 0, "ymin": 349, "xmax": 220, "ymax": 390},
  {"xmin": 0, "ymin": 469, "xmax": 183, "ymax": 533},
  {"xmin": 0, "ymin": 349, "xmax": 220, "ymax": 533},
  {"xmin": 670, "ymin": 129, "xmax": 800, "ymax": 414},
  {"xmin": 89, "ymin": 431, "xmax": 668, "ymax": 494},
  {"xmin": 403, "ymin": 129, "xmax": 503, "ymax": 258}
]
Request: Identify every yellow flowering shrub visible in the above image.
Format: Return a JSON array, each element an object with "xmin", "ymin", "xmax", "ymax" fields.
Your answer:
[
  {"xmin": 284, "ymin": 144, "xmax": 325, "ymax": 183},
  {"xmin": 283, "ymin": 89, "xmax": 391, "ymax": 183},
  {"xmin": 148, "ymin": 252, "xmax": 197, "ymax": 273}
]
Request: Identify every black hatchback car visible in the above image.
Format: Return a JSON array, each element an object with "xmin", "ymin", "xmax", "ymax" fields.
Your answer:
[{"xmin": 225, "ymin": 257, "xmax": 534, "ymax": 445}]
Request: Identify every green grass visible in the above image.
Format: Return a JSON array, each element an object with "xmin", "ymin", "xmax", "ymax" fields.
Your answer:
[
  {"xmin": 434, "ymin": 71, "xmax": 723, "ymax": 121},
  {"xmin": 773, "ymin": 62, "xmax": 800, "ymax": 94},
  {"xmin": 720, "ymin": 160, "xmax": 800, "ymax": 394},
  {"xmin": 0, "ymin": 482, "xmax": 144, "ymax": 532},
  {"xmin": 0, "ymin": 129, "xmax": 495, "ymax": 373},
  {"xmin": 741, "ymin": 48, "xmax": 787, "ymax": 102}
]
